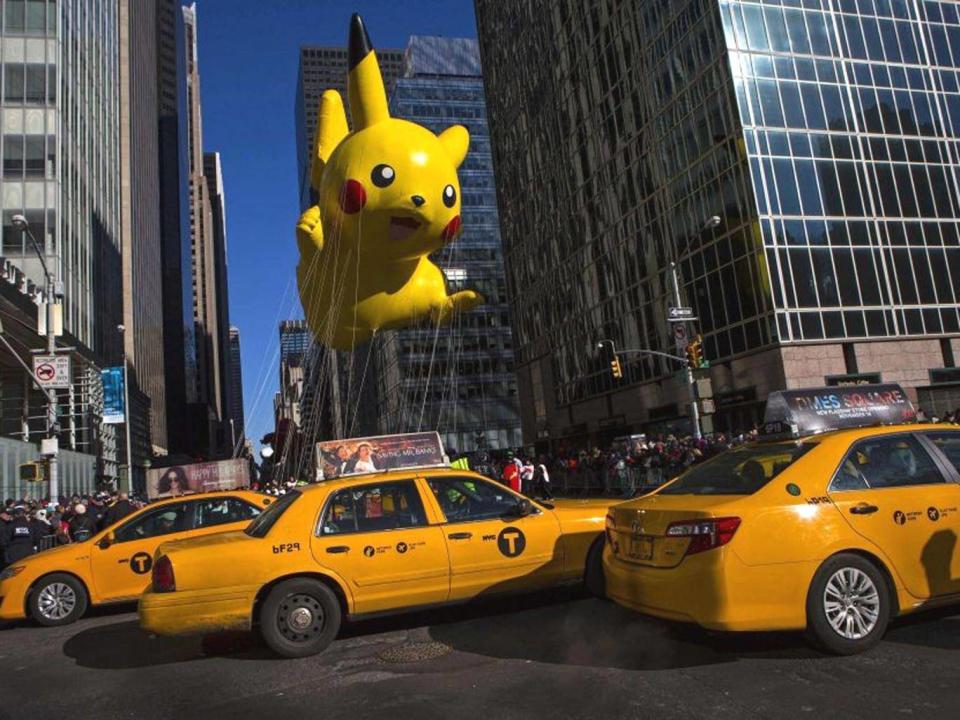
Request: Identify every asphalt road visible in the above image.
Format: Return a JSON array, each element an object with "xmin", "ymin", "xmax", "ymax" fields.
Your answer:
[{"xmin": 2, "ymin": 589, "xmax": 959, "ymax": 720}]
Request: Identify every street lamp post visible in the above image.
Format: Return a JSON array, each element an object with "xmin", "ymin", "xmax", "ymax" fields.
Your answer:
[
  {"xmin": 117, "ymin": 324, "xmax": 133, "ymax": 493},
  {"xmin": 11, "ymin": 214, "xmax": 60, "ymax": 498}
]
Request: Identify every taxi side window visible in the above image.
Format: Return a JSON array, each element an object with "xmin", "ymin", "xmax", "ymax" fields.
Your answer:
[
  {"xmin": 194, "ymin": 497, "xmax": 261, "ymax": 529},
  {"xmin": 925, "ymin": 432, "xmax": 960, "ymax": 475},
  {"xmin": 113, "ymin": 502, "xmax": 192, "ymax": 542},
  {"xmin": 428, "ymin": 476, "xmax": 521, "ymax": 522},
  {"xmin": 319, "ymin": 481, "xmax": 427, "ymax": 535},
  {"xmin": 831, "ymin": 435, "xmax": 945, "ymax": 491}
]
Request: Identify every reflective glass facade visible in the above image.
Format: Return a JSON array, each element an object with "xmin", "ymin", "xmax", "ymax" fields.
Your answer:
[
  {"xmin": 373, "ymin": 37, "xmax": 522, "ymax": 453},
  {"xmin": 476, "ymin": 0, "xmax": 960, "ymax": 444},
  {"xmin": 725, "ymin": 0, "xmax": 960, "ymax": 342}
]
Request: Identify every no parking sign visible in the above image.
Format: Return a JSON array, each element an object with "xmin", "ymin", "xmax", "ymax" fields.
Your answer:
[{"xmin": 32, "ymin": 355, "xmax": 71, "ymax": 389}]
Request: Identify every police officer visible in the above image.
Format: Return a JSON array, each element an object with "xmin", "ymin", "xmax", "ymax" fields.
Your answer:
[{"xmin": 3, "ymin": 506, "xmax": 37, "ymax": 564}]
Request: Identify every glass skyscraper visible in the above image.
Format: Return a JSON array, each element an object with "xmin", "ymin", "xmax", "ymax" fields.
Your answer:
[
  {"xmin": 372, "ymin": 36, "xmax": 521, "ymax": 453},
  {"xmin": 475, "ymin": 0, "xmax": 960, "ymax": 447}
]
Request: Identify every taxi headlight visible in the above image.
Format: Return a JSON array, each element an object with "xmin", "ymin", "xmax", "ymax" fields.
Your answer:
[{"xmin": 0, "ymin": 565, "xmax": 26, "ymax": 582}]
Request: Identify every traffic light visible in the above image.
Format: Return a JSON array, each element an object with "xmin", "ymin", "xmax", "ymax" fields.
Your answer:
[
  {"xmin": 610, "ymin": 357, "xmax": 623, "ymax": 379},
  {"xmin": 686, "ymin": 335, "xmax": 705, "ymax": 369},
  {"xmin": 19, "ymin": 461, "xmax": 45, "ymax": 482}
]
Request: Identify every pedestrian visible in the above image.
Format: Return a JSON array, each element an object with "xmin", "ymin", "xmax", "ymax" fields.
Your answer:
[
  {"xmin": 502, "ymin": 455, "xmax": 520, "ymax": 492},
  {"xmin": 533, "ymin": 458, "xmax": 553, "ymax": 500},
  {"xmin": 101, "ymin": 491, "xmax": 136, "ymax": 529},
  {"xmin": 3, "ymin": 506, "xmax": 37, "ymax": 564},
  {"xmin": 519, "ymin": 458, "xmax": 534, "ymax": 495},
  {"xmin": 68, "ymin": 504, "xmax": 97, "ymax": 543}
]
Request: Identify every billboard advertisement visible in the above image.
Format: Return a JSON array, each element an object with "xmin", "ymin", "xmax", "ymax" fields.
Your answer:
[
  {"xmin": 315, "ymin": 432, "xmax": 446, "ymax": 480},
  {"xmin": 146, "ymin": 458, "xmax": 251, "ymax": 500},
  {"xmin": 102, "ymin": 367, "xmax": 125, "ymax": 424},
  {"xmin": 764, "ymin": 383, "xmax": 915, "ymax": 435}
]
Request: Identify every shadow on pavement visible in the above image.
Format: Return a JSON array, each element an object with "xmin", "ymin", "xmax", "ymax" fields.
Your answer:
[
  {"xmin": 427, "ymin": 594, "xmax": 818, "ymax": 670},
  {"xmin": 885, "ymin": 606, "xmax": 960, "ymax": 650},
  {"xmin": 63, "ymin": 621, "xmax": 273, "ymax": 669}
]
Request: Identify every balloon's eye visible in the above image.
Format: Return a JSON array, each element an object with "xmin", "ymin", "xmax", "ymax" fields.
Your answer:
[
  {"xmin": 371, "ymin": 164, "xmax": 395, "ymax": 188},
  {"xmin": 442, "ymin": 184, "xmax": 457, "ymax": 208}
]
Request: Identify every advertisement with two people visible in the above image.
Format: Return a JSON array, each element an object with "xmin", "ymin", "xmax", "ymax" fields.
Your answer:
[{"xmin": 316, "ymin": 432, "xmax": 447, "ymax": 480}]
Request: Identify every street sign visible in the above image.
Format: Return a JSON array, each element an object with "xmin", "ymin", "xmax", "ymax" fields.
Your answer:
[
  {"xmin": 673, "ymin": 323, "xmax": 688, "ymax": 353},
  {"xmin": 33, "ymin": 354, "xmax": 71, "ymax": 389},
  {"xmin": 668, "ymin": 306, "xmax": 696, "ymax": 322}
]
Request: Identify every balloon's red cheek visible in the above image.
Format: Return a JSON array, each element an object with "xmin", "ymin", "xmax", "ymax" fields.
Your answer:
[
  {"xmin": 441, "ymin": 215, "xmax": 462, "ymax": 242},
  {"xmin": 339, "ymin": 179, "xmax": 366, "ymax": 214}
]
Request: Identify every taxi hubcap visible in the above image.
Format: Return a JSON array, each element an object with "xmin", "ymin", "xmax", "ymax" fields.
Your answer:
[
  {"xmin": 37, "ymin": 582, "xmax": 76, "ymax": 620},
  {"xmin": 824, "ymin": 568, "xmax": 880, "ymax": 640},
  {"xmin": 278, "ymin": 593, "xmax": 325, "ymax": 642}
]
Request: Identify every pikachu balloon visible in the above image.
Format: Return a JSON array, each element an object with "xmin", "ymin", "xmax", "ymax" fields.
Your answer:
[{"xmin": 295, "ymin": 14, "xmax": 483, "ymax": 350}]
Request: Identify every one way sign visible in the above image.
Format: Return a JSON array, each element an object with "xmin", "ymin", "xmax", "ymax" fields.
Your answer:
[{"xmin": 668, "ymin": 306, "xmax": 696, "ymax": 322}]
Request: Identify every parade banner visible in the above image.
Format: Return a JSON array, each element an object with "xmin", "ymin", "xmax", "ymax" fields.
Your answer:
[
  {"xmin": 316, "ymin": 432, "xmax": 446, "ymax": 480},
  {"xmin": 102, "ymin": 367, "xmax": 125, "ymax": 424},
  {"xmin": 764, "ymin": 383, "xmax": 915, "ymax": 434},
  {"xmin": 146, "ymin": 458, "xmax": 250, "ymax": 500}
]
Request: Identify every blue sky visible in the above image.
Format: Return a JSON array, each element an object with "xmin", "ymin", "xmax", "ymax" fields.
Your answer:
[{"xmin": 195, "ymin": 0, "xmax": 479, "ymax": 449}]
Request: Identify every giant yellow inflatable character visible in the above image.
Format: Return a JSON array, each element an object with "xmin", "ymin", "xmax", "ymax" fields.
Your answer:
[{"xmin": 296, "ymin": 14, "xmax": 483, "ymax": 350}]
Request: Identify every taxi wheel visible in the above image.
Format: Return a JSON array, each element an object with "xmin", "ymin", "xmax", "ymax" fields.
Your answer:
[
  {"xmin": 584, "ymin": 535, "xmax": 606, "ymax": 598},
  {"xmin": 806, "ymin": 554, "xmax": 890, "ymax": 655},
  {"xmin": 260, "ymin": 579, "xmax": 341, "ymax": 658},
  {"xmin": 29, "ymin": 573, "xmax": 88, "ymax": 627}
]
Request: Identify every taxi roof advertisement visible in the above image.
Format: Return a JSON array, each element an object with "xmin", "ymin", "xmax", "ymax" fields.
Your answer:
[
  {"xmin": 316, "ymin": 431, "xmax": 446, "ymax": 480},
  {"xmin": 763, "ymin": 383, "xmax": 916, "ymax": 434},
  {"xmin": 146, "ymin": 458, "xmax": 251, "ymax": 500}
]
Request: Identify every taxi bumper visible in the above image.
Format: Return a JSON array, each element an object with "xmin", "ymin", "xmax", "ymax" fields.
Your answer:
[
  {"xmin": 603, "ymin": 544, "xmax": 817, "ymax": 631},
  {"xmin": 139, "ymin": 586, "xmax": 255, "ymax": 636},
  {"xmin": 0, "ymin": 574, "xmax": 30, "ymax": 620}
]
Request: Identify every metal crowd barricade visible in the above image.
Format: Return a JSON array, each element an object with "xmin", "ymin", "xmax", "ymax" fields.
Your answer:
[
  {"xmin": 37, "ymin": 535, "xmax": 60, "ymax": 552},
  {"xmin": 549, "ymin": 465, "xmax": 672, "ymax": 498}
]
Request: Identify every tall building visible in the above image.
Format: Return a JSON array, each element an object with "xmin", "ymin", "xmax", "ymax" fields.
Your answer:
[
  {"xmin": 295, "ymin": 43, "xmax": 404, "ymax": 209},
  {"xmin": 372, "ymin": 36, "xmax": 521, "ymax": 453},
  {"xmin": 0, "ymin": 0, "xmax": 123, "ymax": 488},
  {"xmin": 156, "ymin": 0, "xmax": 199, "ymax": 457},
  {"xmin": 475, "ymin": 0, "xmax": 960, "ymax": 448},
  {"xmin": 182, "ymin": 3, "xmax": 231, "ymax": 458},
  {"xmin": 226, "ymin": 325, "xmax": 244, "ymax": 449},
  {"xmin": 279, "ymin": 319, "xmax": 311, "ymax": 364},
  {"xmin": 119, "ymin": 0, "xmax": 167, "ymax": 491}
]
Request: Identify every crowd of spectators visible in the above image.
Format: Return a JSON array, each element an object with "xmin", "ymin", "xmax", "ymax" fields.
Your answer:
[{"xmin": 1, "ymin": 491, "xmax": 142, "ymax": 568}]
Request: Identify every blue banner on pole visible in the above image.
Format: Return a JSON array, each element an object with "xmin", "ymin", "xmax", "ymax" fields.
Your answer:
[{"xmin": 102, "ymin": 367, "xmax": 125, "ymax": 424}]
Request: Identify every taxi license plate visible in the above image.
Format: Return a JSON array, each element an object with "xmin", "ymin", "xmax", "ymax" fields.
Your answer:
[{"xmin": 627, "ymin": 535, "xmax": 654, "ymax": 561}]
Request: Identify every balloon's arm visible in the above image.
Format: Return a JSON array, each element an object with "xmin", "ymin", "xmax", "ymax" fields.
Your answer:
[
  {"xmin": 311, "ymin": 90, "xmax": 349, "ymax": 191},
  {"xmin": 296, "ymin": 206, "xmax": 323, "ymax": 257}
]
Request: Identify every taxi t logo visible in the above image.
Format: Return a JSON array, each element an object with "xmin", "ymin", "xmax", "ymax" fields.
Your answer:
[
  {"xmin": 130, "ymin": 552, "xmax": 153, "ymax": 575},
  {"xmin": 497, "ymin": 527, "xmax": 526, "ymax": 558}
]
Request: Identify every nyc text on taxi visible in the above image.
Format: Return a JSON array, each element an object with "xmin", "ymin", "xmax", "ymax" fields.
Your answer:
[
  {"xmin": 139, "ymin": 469, "xmax": 610, "ymax": 657},
  {"xmin": 604, "ymin": 384, "xmax": 960, "ymax": 654},
  {"xmin": 0, "ymin": 491, "xmax": 271, "ymax": 626}
]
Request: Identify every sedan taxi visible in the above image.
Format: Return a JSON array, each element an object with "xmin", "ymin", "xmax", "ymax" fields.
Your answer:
[
  {"xmin": 605, "ymin": 384, "xmax": 960, "ymax": 654},
  {"xmin": 0, "ymin": 490, "xmax": 271, "ymax": 626},
  {"xmin": 139, "ymin": 468, "xmax": 610, "ymax": 657}
]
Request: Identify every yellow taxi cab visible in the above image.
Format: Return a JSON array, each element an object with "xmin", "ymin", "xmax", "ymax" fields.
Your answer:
[
  {"xmin": 604, "ymin": 384, "xmax": 960, "ymax": 654},
  {"xmin": 0, "ymin": 490, "xmax": 271, "ymax": 626},
  {"xmin": 139, "ymin": 467, "xmax": 610, "ymax": 657}
]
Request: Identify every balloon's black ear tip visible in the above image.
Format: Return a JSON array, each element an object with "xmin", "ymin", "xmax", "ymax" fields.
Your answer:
[{"xmin": 348, "ymin": 13, "xmax": 373, "ymax": 71}]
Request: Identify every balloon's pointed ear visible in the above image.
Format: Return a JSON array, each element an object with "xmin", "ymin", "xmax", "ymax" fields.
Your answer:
[
  {"xmin": 438, "ymin": 125, "xmax": 469, "ymax": 168},
  {"xmin": 311, "ymin": 90, "xmax": 348, "ymax": 191},
  {"xmin": 347, "ymin": 13, "xmax": 389, "ymax": 128}
]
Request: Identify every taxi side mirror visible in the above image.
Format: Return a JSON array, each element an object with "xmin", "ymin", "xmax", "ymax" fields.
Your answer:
[
  {"xmin": 97, "ymin": 533, "xmax": 114, "ymax": 550},
  {"xmin": 515, "ymin": 499, "xmax": 534, "ymax": 518}
]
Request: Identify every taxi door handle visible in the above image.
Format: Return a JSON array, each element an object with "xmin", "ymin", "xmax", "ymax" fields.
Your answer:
[
  {"xmin": 850, "ymin": 504, "xmax": 879, "ymax": 515},
  {"xmin": 448, "ymin": 532, "xmax": 472, "ymax": 540},
  {"xmin": 326, "ymin": 546, "xmax": 350, "ymax": 554}
]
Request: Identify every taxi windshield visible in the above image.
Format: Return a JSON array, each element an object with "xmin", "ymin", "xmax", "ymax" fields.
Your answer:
[
  {"xmin": 245, "ymin": 491, "xmax": 300, "ymax": 538},
  {"xmin": 658, "ymin": 442, "xmax": 816, "ymax": 496}
]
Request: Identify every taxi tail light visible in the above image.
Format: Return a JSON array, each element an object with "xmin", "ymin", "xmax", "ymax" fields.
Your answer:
[
  {"xmin": 665, "ymin": 517, "xmax": 741, "ymax": 556},
  {"xmin": 152, "ymin": 555, "xmax": 176, "ymax": 593}
]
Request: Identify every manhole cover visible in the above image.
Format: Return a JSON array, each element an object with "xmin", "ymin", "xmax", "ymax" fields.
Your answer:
[{"xmin": 378, "ymin": 640, "xmax": 452, "ymax": 663}]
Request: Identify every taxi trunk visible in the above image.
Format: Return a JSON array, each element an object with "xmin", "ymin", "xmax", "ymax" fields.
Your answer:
[{"xmin": 607, "ymin": 495, "xmax": 744, "ymax": 568}]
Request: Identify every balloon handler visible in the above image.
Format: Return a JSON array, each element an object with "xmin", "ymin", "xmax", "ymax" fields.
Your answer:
[{"xmin": 296, "ymin": 14, "xmax": 483, "ymax": 351}]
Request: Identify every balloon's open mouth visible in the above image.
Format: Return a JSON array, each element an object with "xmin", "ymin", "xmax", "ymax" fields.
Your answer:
[{"xmin": 389, "ymin": 216, "xmax": 421, "ymax": 242}]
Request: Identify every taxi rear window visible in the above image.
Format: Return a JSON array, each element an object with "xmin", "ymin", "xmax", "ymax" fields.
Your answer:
[
  {"xmin": 658, "ymin": 442, "xmax": 816, "ymax": 496},
  {"xmin": 245, "ymin": 491, "xmax": 300, "ymax": 538}
]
